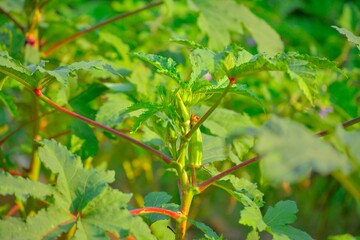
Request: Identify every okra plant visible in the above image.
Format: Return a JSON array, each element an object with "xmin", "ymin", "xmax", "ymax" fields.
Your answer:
[{"xmin": 0, "ymin": 0, "xmax": 359, "ymax": 239}]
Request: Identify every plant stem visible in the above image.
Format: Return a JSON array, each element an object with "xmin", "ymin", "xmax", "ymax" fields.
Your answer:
[
  {"xmin": 36, "ymin": 91, "xmax": 172, "ymax": 164},
  {"xmin": 0, "ymin": 7, "xmax": 25, "ymax": 33},
  {"xmin": 28, "ymin": 95, "xmax": 40, "ymax": 181},
  {"xmin": 130, "ymin": 207, "xmax": 183, "ymax": 220},
  {"xmin": 176, "ymin": 189, "xmax": 194, "ymax": 240},
  {"xmin": 185, "ymin": 81, "xmax": 234, "ymax": 140},
  {"xmin": 332, "ymin": 171, "xmax": 360, "ymax": 201},
  {"xmin": 198, "ymin": 115, "xmax": 360, "ymax": 192},
  {"xmin": 198, "ymin": 155, "xmax": 261, "ymax": 192},
  {"xmin": 42, "ymin": 1, "xmax": 164, "ymax": 57},
  {"xmin": 315, "ymin": 116, "xmax": 360, "ymax": 137}
]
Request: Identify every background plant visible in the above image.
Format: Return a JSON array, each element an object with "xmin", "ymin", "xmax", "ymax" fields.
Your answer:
[{"xmin": 0, "ymin": 0, "xmax": 359, "ymax": 239}]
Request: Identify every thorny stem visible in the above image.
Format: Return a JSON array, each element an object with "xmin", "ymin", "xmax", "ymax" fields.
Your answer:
[
  {"xmin": 0, "ymin": 7, "xmax": 25, "ymax": 33},
  {"xmin": 197, "ymin": 115, "xmax": 360, "ymax": 192},
  {"xmin": 42, "ymin": 1, "xmax": 164, "ymax": 57},
  {"xmin": 130, "ymin": 207, "xmax": 183, "ymax": 220},
  {"xmin": 35, "ymin": 89, "xmax": 172, "ymax": 164}
]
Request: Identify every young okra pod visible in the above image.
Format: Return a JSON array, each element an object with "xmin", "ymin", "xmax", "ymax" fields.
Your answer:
[{"xmin": 188, "ymin": 114, "xmax": 202, "ymax": 168}]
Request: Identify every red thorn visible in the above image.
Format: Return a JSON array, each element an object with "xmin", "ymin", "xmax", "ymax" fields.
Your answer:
[
  {"xmin": 229, "ymin": 77, "xmax": 236, "ymax": 84},
  {"xmin": 33, "ymin": 88, "xmax": 43, "ymax": 96}
]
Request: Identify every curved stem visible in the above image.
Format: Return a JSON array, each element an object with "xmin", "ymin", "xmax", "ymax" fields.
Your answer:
[
  {"xmin": 42, "ymin": 1, "xmax": 163, "ymax": 57},
  {"xmin": 130, "ymin": 207, "xmax": 183, "ymax": 220},
  {"xmin": 36, "ymin": 90, "xmax": 172, "ymax": 164}
]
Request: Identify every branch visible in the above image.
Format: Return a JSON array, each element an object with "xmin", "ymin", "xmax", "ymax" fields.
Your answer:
[
  {"xmin": 129, "ymin": 207, "xmax": 183, "ymax": 220},
  {"xmin": 42, "ymin": 1, "xmax": 163, "ymax": 57},
  {"xmin": 34, "ymin": 89, "xmax": 172, "ymax": 164},
  {"xmin": 0, "ymin": 7, "xmax": 25, "ymax": 33},
  {"xmin": 197, "ymin": 115, "xmax": 360, "ymax": 192}
]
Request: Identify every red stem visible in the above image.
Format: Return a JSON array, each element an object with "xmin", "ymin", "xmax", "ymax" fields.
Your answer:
[
  {"xmin": 42, "ymin": 1, "xmax": 163, "ymax": 57},
  {"xmin": 0, "ymin": 169, "xmax": 23, "ymax": 176},
  {"xmin": 4, "ymin": 204, "xmax": 20, "ymax": 219},
  {"xmin": 197, "ymin": 155, "xmax": 262, "ymax": 192},
  {"xmin": 130, "ymin": 207, "xmax": 182, "ymax": 220},
  {"xmin": 35, "ymin": 90, "xmax": 172, "ymax": 164}
]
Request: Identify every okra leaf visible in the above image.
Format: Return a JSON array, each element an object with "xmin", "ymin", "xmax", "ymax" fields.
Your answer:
[
  {"xmin": 256, "ymin": 116, "xmax": 350, "ymax": 184},
  {"xmin": 130, "ymin": 52, "xmax": 181, "ymax": 83},
  {"xmin": 0, "ymin": 50, "xmax": 41, "ymax": 89},
  {"xmin": 263, "ymin": 201, "xmax": 313, "ymax": 240}
]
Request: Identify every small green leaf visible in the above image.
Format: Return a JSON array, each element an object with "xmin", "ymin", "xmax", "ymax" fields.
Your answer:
[
  {"xmin": 332, "ymin": 26, "xmax": 360, "ymax": 51},
  {"xmin": 264, "ymin": 201, "xmax": 313, "ymax": 240},
  {"xmin": 144, "ymin": 192, "xmax": 177, "ymax": 223},
  {"xmin": 188, "ymin": 219, "xmax": 221, "ymax": 240},
  {"xmin": 0, "ymin": 50, "xmax": 41, "ymax": 89},
  {"xmin": 329, "ymin": 234, "xmax": 360, "ymax": 240},
  {"xmin": 130, "ymin": 52, "xmax": 181, "ymax": 83},
  {"xmin": 256, "ymin": 116, "xmax": 350, "ymax": 184},
  {"xmin": 95, "ymin": 94, "xmax": 133, "ymax": 127},
  {"xmin": 71, "ymin": 120, "xmax": 99, "ymax": 159},
  {"xmin": 239, "ymin": 205, "xmax": 267, "ymax": 231},
  {"xmin": 144, "ymin": 192, "xmax": 172, "ymax": 207}
]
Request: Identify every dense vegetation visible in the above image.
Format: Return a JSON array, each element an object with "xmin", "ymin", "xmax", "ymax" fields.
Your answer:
[{"xmin": 0, "ymin": 0, "xmax": 359, "ymax": 239}]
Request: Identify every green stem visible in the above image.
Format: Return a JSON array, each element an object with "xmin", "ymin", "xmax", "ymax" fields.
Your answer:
[
  {"xmin": 42, "ymin": 1, "xmax": 163, "ymax": 57},
  {"xmin": 28, "ymin": 95, "xmax": 40, "ymax": 181},
  {"xmin": 185, "ymin": 81, "xmax": 234, "ymax": 140},
  {"xmin": 36, "ymin": 90, "xmax": 172, "ymax": 164},
  {"xmin": 332, "ymin": 171, "xmax": 360, "ymax": 201},
  {"xmin": 176, "ymin": 187, "xmax": 194, "ymax": 240}
]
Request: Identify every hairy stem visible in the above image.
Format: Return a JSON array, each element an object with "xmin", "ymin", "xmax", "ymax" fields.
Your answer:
[
  {"xmin": 36, "ymin": 90, "xmax": 172, "ymax": 164},
  {"xmin": 42, "ymin": 1, "xmax": 163, "ymax": 57},
  {"xmin": 198, "ymin": 115, "xmax": 360, "ymax": 192},
  {"xmin": 130, "ymin": 207, "xmax": 183, "ymax": 220}
]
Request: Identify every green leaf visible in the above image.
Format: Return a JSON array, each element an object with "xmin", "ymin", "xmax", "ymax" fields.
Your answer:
[
  {"xmin": 144, "ymin": 192, "xmax": 177, "ymax": 223},
  {"xmin": 239, "ymin": 205, "xmax": 267, "ymax": 231},
  {"xmin": 197, "ymin": 106, "xmax": 255, "ymax": 163},
  {"xmin": 0, "ymin": 205, "xmax": 75, "ymax": 240},
  {"xmin": 332, "ymin": 26, "xmax": 360, "ymax": 51},
  {"xmin": 191, "ymin": 0, "xmax": 283, "ymax": 55},
  {"xmin": 95, "ymin": 93, "xmax": 133, "ymax": 127},
  {"xmin": 256, "ymin": 116, "xmax": 350, "ymax": 184},
  {"xmin": 71, "ymin": 119, "xmax": 99, "ymax": 159},
  {"xmin": 38, "ymin": 139, "xmax": 115, "ymax": 211},
  {"xmin": 188, "ymin": 219, "xmax": 221, "ymax": 240},
  {"xmin": 235, "ymin": 4, "xmax": 284, "ymax": 56},
  {"xmin": 0, "ymin": 171, "xmax": 53, "ymax": 200},
  {"xmin": 144, "ymin": 192, "xmax": 172, "ymax": 207},
  {"xmin": 130, "ymin": 52, "xmax": 181, "ymax": 83},
  {"xmin": 336, "ymin": 127, "xmax": 360, "ymax": 164},
  {"xmin": 38, "ymin": 60, "xmax": 123, "ymax": 87},
  {"xmin": 264, "ymin": 201, "xmax": 313, "ymax": 240},
  {"xmin": 329, "ymin": 234, "xmax": 360, "ymax": 240},
  {"xmin": 80, "ymin": 187, "xmax": 155, "ymax": 240},
  {"xmin": 0, "ymin": 50, "xmax": 41, "ymax": 89},
  {"xmin": 227, "ymin": 52, "xmax": 342, "ymax": 104}
]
